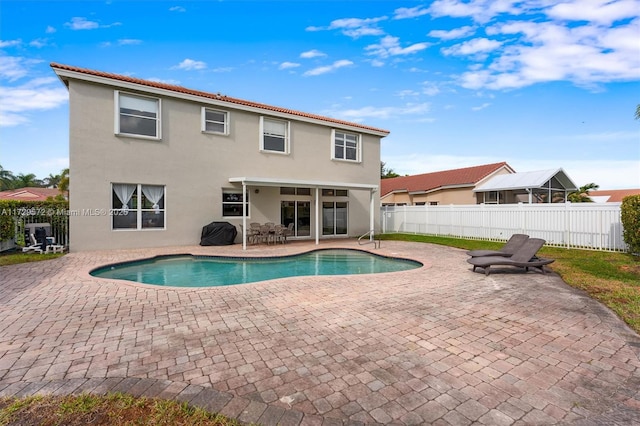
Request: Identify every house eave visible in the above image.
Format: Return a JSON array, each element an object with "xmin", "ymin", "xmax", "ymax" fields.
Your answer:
[{"xmin": 52, "ymin": 66, "xmax": 390, "ymax": 137}]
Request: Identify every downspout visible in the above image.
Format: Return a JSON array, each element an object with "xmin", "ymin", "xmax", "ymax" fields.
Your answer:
[
  {"xmin": 242, "ymin": 182, "xmax": 247, "ymax": 250},
  {"xmin": 369, "ymin": 189, "xmax": 375, "ymax": 242},
  {"xmin": 315, "ymin": 187, "xmax": 319, "ymax": 245}
]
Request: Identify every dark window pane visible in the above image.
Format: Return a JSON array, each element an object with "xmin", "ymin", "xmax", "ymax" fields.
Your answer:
[
  {"xmin": 120, "ymin": 115, "xmax": 157, "ymax": 137},
  {"xmin": 223, "ymin": 204, "xmax": 245, "ymax": 216},
  {"xmin": 264, "ymin": 135, "xmax": 285, "ymax": 152},
  {"xmin": 205, "ymin": 121, "xmax": 225, "ymax": 133},
  {"xmin": 113, "ymin": 211, "xmax": 138, "ymax": 229},
  {"xmin": 280, "ymin": 187, "xmax": 295, "ymax": 195},
  {"xmin": 142, "ymin": 211, "xmax": 165, "ymax": 228}
]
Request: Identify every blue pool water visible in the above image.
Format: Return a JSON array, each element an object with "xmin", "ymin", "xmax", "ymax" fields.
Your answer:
[{"xmin": 90, "ymin": 249, "xmax": 422, "ymax": 287}]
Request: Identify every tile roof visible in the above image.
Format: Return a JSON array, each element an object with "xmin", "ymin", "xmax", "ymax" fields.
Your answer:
[
  {"xmin": 588, "ymin": 189, "xmax": 640, "ymax": 203},
  {"xmin": 381, "ymin": 162, "xmax": 513, "ymax": 196},
  {"xmin": 50, "ymin": 62, "xmax": 390, "ymax": 136},
  {"xmin": 0, "ymin": 187, "xmax": 66, "ymax": 201}
]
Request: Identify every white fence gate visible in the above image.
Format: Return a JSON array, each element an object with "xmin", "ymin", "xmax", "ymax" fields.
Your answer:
[{"xmin": 380, "ymin": 203, "xmax": 626, "ymax": 252}]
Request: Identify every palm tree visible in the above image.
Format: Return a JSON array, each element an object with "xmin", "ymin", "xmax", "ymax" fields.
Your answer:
[
  {"xmin": 14, "ymin": 173, "xmax": 44, "ymax": 188},
  {"xmin": 568, "ymin": 183, "xmax": 599, "ymax": 203},
  {"xmin": 0, "ymin": 165, "xmax": 16, "ymax": 190},
  {"xmin": 44, "ymin": 173, "xmax": 62, "ymax": 188},
  {"xmin": 58, "ymin": 168, "xmax": 69, "ymax": 193},
  {"xmin": 636, "ymin": 104, "xmax": 640, "ymax": 120}
]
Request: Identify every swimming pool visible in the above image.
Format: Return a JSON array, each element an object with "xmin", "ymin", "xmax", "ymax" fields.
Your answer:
[{"xmin": 90, "ymin": 248, "xmax": 422, "ymax": 287}]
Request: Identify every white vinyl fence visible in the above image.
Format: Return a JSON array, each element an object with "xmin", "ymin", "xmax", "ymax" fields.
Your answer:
[{"xmin": 381, "ymin": 203, "xmax": 626, "ymax": 252}]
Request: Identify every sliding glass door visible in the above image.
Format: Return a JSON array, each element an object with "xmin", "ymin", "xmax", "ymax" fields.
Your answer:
[
  {"xmin": 322, "ymin": 202, "xmax": 348, "ymax": 236},
  {"xmin": 281, "ymin": 201, "xmax": 311, "ymax": 237}
]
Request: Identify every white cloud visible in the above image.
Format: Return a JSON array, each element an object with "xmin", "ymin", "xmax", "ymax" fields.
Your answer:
[
  {"xmin": 117, "ymin": 39, "xmax": 142, "ymax": 45},
  {"xmin": 393, "ymin": 6, "xmax": 430, "ymax": 20},
  {"xmin": 326, "ymin": 102, "xmax": 431, "ymax": 122},
  {"xmin": 0, "ymin": 56, "xmax": 42, "ymax": 81},
  {"xmin": 169, "ymin": 6, "xmax": 186, "ymax": 12},
  {"xmin": 64, "ymin": 17, "xmax": 100, "ymax": 30},
  {"xmin": 147, "ymin": 77, "xmax": 181, "ymax": 85},
  {"xmin": 458, "ymin": 18, "xmax": 640, "ymax": 90},
  {"xmin": 45, "ymin": 26, "xmax": 56, "ymax": 34},
  {"xmin": 304, "ymin": 59, "xmax": 353, "ymax": 76},
  {"xmin": 300, "ymin": 49, "xmax": 326, "ymax": 59},
  {"xmin": 0, "ymin": 77, "xmax": 68, "ymax": 127},
  {"xmin": 0, "ymin": 39, "xmax": 21, "ymax": 48},
  {"xmin": 428, "ymin": 26, "xmax": 476, "ymax": 40},
  {"xmin": 365, "ymin": 35, "xmax": 430, "ymax": 58},
  {"xmin": 29, "ymin": 39, "xmax": 49, "ymax": 48},
  {"xmin": 442, "ymin": 38, "xmax": 503, "ymax": 57},
  {"xmin": 471, "ymin": 102, "xmax": 491, "ymax": 111},
  {"xmin": 307, "ymin": 16, "xmax": 388, "ymax": 38},
  {"xmin": 64, "ymin": 17, "xmax": 120, "ymax": 30},
  {"xmin": 421, "ymin": 81, "xmax": 441, "ymax": 96},
  {"xmin": 172, "ymin": 58, "xmax": 207, "ymax": 71},
  {"xmin": 279, "ymin": 62, "xmax": 300, "ymax": 70},
  {"xmin": 546, "ymin": 0, "xmax": 639, "ymax": 25},
  {"xmin": 428, "ymin": 0, "xmax": 526, "ymax": 24}
]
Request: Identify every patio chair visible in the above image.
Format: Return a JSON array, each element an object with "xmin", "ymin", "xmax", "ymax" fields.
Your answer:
[
  {"xmin": 467, "ymin": 237, "xmax": 554, "ymax": 275},
  {"xmin": 22, "ymin": 234, "xmax": 43, "ymax": 254},
  {"xmin": 466, "ymin": 234, "xmax": 529, "ymax": 258}
]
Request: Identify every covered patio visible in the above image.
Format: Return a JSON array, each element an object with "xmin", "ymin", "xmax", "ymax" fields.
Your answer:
[{"xmin": 228, "ymin": 177, "xmax": 379, "ymax": 250}]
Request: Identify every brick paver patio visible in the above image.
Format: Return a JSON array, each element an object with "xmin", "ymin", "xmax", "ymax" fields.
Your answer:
[{"xmin": 1, "ymin": 240, "xmax": 639, "ymax": 425}]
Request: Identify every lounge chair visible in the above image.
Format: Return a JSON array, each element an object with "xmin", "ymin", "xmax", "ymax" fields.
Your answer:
[
  {"xmin": 466, "ymin": 234, "xmax": 529, "ymax": 258},
  {"xmin": 22, "ymin": 234, "xmax": 43, "ymax": 254},
  {"xmin": 467, "ymin": 237, "xmax": 554, "ymax": 275}
]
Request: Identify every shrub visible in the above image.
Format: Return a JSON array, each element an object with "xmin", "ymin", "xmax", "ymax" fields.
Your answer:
[
  {"xmin": 621, "ymin": 194, "xmax": 640, "ymax": 255},
  {"xmin": 0, "ymin": 200, "xmax": 69, "ymax": 244}
]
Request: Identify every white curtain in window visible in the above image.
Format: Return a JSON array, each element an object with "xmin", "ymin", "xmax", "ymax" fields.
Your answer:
[
  {"xmin": 142, "ymin": 185, "xmax": 164, "ymax": 213},
  {"xmin": 113, "ymin": 184, "xmax": 136, "ymax": 213}
]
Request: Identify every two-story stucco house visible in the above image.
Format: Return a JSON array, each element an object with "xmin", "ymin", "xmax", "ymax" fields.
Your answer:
[{"xmin": 51, "ymin": 63, "xmax": 389, "ymax": 252}]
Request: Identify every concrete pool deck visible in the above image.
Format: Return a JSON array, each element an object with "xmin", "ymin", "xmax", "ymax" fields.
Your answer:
[{"xmin": 1, "ymin": 240, "xmax": 639, "ymax": 425}]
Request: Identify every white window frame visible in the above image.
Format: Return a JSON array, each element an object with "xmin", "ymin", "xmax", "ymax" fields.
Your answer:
[
  {"xmin": 111, "ymin": 183, "xmax": 166, "ymax": 231},
  {"xmin": 222, "ymin": 190, "xmax": 250, "ymax": 218},
  {"xmin": 114, "ymin": 91, "xmax": 161, "ymax": 140},
  {"xmin": 260, "ymin": 116, "xmax": 290, "ymax": 154},
  {"xmin": 201, "ymin": 107, "xmax": 229, "ymax": 135},
  {"xmin": 331, "ymin": 130, "xmax": 361, "ymax": 163}
]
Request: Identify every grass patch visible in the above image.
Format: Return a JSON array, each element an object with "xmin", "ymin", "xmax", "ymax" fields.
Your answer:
[
  {"xmin": 0, "ymin": 393, "xmax": 245, "ymax": 426},
  {"xmin": 380, "ymin": 233, "xmax": 640, "ymax": 334},
  {"xmin": 0, "ymin": 251, "xmax": 64, "ymax": 266}
]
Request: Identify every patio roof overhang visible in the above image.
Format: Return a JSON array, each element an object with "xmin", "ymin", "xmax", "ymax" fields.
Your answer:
[
  {"xmin": 228, "ymin": 176, "xmax": 378, "ymax": 191},
  {"xmin": 228, "ymin": 177, "xmax": 379, "ymax": 250}
]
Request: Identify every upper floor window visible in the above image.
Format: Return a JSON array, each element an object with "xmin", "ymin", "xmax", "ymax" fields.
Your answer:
[
  {"xmin": 332, "ymin": 131, "xmax": 360, "ymax": 162},
  {"xmin": 115, "ymin": 92, "xmax": 160, "ymax": 139},
  {"xmin": 202, "ymin": 108, "xmax": 229, "ymax": 134},
  {"xmin": 260, "ymin": 117, "xmax": 289, "ymax": 154}
]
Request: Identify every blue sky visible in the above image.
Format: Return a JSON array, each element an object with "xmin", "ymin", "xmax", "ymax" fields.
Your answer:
[{"xmin": 1, "ymin": 0, "xmax": 639, "ymax": 189}]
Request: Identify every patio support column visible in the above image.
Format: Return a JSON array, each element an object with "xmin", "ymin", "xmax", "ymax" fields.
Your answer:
[
  {"xmin": 242, "ymin": 182, "xmax": 247, "ymax": 250},
  {"xmin": 315, "ymin": 187, "xmax": 319, "ymax": 245},
  {"xmin": 369, "ymin": 189, "xmax": 375, "ymax": 242}
]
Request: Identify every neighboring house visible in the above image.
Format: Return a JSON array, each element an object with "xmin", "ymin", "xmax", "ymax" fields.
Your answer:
[
  {"xmin": 381, "ymin": 162, "xmax": 515, "ymax": 206},
  {"xmin": 0, "ymin": 187, "xmax": 66, "ymax": 201},
  {"xmin": 473, "ymin": 168, "xmax": 578, "ymax": 204},
  {"xmin": 588, "ymin": 189, "xmax": 640, "ymax": 203},
  {"xmin": 51, "ymin": 63, "xmax": 389, "ymax": 252}
]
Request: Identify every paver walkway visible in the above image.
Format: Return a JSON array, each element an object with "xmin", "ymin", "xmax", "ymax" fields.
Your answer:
[{"xmin": 1, "ymin": 240, "xmax": 639, "ymax": 425}]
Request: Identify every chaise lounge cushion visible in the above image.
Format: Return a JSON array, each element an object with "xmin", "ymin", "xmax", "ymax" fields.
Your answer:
[{"xmin": 467, "ymin": 237, "xmax": 554, "ymax": 275}]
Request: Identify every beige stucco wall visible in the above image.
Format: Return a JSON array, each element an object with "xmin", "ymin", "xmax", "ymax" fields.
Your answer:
[{"xmin": 68, "ymin": 80, "xmax": 382, "ymax": 251}]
